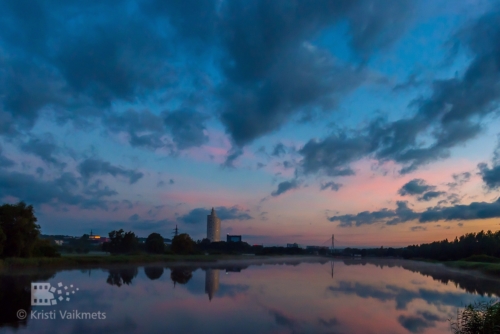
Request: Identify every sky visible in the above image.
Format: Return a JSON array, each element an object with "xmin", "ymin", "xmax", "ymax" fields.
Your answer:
[{"xmin": 1, "ymin": 0, "xmax": 500, "ymax": 247}]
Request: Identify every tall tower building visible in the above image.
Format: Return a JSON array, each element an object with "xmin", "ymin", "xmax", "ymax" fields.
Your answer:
[{"xmin": 207, "ymin": 207, "xmax": 221, "ymax": 242}]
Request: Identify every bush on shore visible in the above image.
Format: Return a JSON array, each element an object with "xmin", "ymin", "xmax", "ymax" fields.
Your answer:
[{"xmin": 450, "ymin": 301, "xmax": 500, "ymax": 334}]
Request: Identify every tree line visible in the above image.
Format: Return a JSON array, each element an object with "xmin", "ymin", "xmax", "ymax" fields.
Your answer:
[
  {"xmin": 102, "ymin": 230, "xmax": 200, "ymax": 255},
  {"xmin": 403, "ymin": 230, "xmax": 500, "ymax": 261},
  {"xmin": 0, "ymin": 202, "xmax": 59, "ymax": 258}
]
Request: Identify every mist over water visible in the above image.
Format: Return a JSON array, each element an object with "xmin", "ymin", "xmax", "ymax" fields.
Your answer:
[{"xmin": 1, "ymin": 259, "xmax": 498, "ymax": 334}]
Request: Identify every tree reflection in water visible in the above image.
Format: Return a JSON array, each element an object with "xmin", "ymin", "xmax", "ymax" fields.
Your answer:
[
  {"xmin": 106, "ymin": 267, "xmax": 138, "ymax": 287},
  {"xmin": 0, "ymin": 270, "xmax": 56, "ymax": 329},
  {"xmin": 144, "ymin": 267, "xmax": 164, "ymax": 280},
  {"xmin": 170, "ymin": 267, "xmax": 193, "ymax": 286}
]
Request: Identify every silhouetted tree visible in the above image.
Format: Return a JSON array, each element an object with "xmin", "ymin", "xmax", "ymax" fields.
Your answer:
[
  {"xmin": 0, "ymin": 226, "xmax": 5, "ymax": 256},
  {"xmin": 0, "ymin": 202, "xmax": 41, "ymax": 257},
  {"xmin": 32, "ymin": 239, "xmax": 60, "ymax": 257},
  {"xmin": 171, "ymin": 233, "xmax": 196, "ymax": 254},
  {"xmin": 103, "ymin": 229, "xmax": 139, "ymax": 254},
  {"xmin": 145, "ymin": 233, "xmax": 165, "ymax": 254},
  {"xmin": 404, "ymin": 230, "xmax": 500, "ymax": 261}
]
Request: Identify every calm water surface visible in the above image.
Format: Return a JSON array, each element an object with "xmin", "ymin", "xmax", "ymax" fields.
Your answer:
[{"xmin": 1, "ymin": 258, "xmax": 499, "ymax": 334}]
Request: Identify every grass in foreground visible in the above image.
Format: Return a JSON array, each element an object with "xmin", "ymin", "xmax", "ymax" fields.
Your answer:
[{"xmin": 451, "ymin": 301, "xmax": 500, "ymax": 334}]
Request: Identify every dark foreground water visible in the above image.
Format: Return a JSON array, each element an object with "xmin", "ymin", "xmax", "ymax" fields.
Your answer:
[{"xmin": 1, "ymin": 258, "xmax": 499, "ymax": 334}]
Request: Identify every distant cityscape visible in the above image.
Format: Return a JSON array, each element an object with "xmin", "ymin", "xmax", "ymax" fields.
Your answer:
[{"xmin": 41, "ymin": 207, "xmax": 330, "ymax": 252}]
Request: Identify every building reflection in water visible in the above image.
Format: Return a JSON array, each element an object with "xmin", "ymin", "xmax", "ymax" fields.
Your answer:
[{"xmin": 204, "ymin": 268, "xmax": 220, "ymax": 301}]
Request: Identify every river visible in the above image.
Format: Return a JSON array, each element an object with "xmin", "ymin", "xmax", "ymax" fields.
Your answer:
[{"xmin": 1, "ymin": 258, "xmax": 499, "ymax": 333}]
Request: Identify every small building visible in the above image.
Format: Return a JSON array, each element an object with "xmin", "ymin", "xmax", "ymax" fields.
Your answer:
[
  {"xmin": 89, "ymin": 230, "xmax": 100, "ymax": 240},
  {"xmin": 226, "ymin": 235, "xmax": 242, "ymax": 243},
  {"xmin": 287, "ymin": 243, "xmax": 300, "ymax": 248}
]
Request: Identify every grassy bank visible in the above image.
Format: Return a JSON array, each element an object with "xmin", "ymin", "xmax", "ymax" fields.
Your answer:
[{"xmin": 444, "ymin": 261, "xmax": 500, "ymax": 276}]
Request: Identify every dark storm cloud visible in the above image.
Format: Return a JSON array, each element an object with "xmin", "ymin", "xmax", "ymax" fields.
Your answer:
[
  {"xmin": 20, "ymin": 134, "xmax": 65, "ymax": 168},
  {"xmin": 479, "ymin": 164, "xmax": 500, "ymax": 190},
  {"xmin": 103, "ymin": 109, "xmax": 168, "ymax": 150},
  {"xmin": 0, "ymin": 170, "xmax": 115, "ymax": 210},
  {"xmin": 299, "ymin": 133, "xmax": 367, "ymax": 176},
  {"xmin": 0, "ymin": 0, "xmax": 414, "ymax": 157},
  {"xmin": 477, "ymin": 137, "xmax": 500, "ymax": 189},
  {"xmin": 177, "ymin": 206, "xmax": 253, "ymax": 224},
  {"xmin": 77, "ymin": 158, "xmax": 144, "ymax": 184},
  {"xmin": 330, "ymin": 198, "xmax": 500, "ymax": 227},
  {"xmin": 82, "ymin": 180, "xmax": 118, "ymax": 199},
  {"xmin": 2, "ymin": 0, "xmax": 499, "ymax": 182},
  {"xmin": 0, "ymin": 0, "xmax": 176, "ymax": 132},
  {"xmin": 320, "ymin": 181, "xmax": 342, "ymax": 191},
  {"xmin": 398, "ymin": 179, "xmax": 435, "ymax": 196},
  {"xmin": 298, "ymin": 117, "xmax": 483, "ymax": 177},
  {"xmin": 329, "ymin": 201, "xmax": 419, "ymax": 227},
  {"xmin": 103, "ymin": 108, "xmax": 210, "ymax": 151},
  {"xmin": 297, "ymin": 6, "xmax": 500, "ymax": 175},
  {"xmin": 0, "ymin": 147, "xmax": 15, "ymax": 168},
  {"xmin": 392, "ymin": 73, "xmax": 423, "ymax": 91},
  {"xmin": 271, "ymin": 179, "xmax": 301, "ymax": 197},
  {"xmin": 0, "ymin": 112, "xmax": 18, "ymax": 138},
  {"xmin": 164, "ymin": 109, "xmax": 209, "ymax": 150},
  {"xmin": 419, "ymin": 198, "xmax": 500, "ymax": 222},
  {"xmin": 140, "ymin": 0, "xmax": 217, "ymax": 42},
  {"xmin": 218, "ymin": 0, "xmax": 414, "ymax": 147}
]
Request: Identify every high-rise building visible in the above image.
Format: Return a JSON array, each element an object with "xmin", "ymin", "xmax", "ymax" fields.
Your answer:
[{"xmin": 206, "ymin": 207, "xmax": 221, "ymax": 242}]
